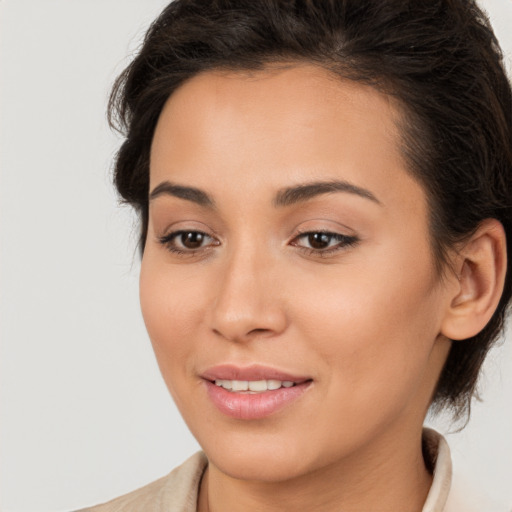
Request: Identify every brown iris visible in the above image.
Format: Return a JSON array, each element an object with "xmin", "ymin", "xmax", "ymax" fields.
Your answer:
[
  {"xmin": 180, "ymin": 232, "xmax": 205, "ymax": 249},
  {"xmin": 308, "ymin": 233, "xmax": 333, "ymax": 249}
]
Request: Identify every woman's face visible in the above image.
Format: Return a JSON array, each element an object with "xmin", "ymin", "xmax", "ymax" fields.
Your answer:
[{"xmin": 141, "ymin": 65, "xmax": 453, "ymax": 481}]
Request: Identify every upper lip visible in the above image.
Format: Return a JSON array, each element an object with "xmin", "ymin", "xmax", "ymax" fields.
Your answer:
[{"xmin": 201, "ymin": 364, "xmax": 311, "ymax": 383}]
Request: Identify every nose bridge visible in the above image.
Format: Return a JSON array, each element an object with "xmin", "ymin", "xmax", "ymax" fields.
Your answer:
[{"xmin": 210, "ymin": 236, "xmax": 286, "ymax": 342}]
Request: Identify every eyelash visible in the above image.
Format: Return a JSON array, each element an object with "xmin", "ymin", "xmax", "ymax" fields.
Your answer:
[
  {"xmin": 290, "ymin": 230, "xmax": 359, "ymax": 257},
  {"xmin": 158, "ymin": 230, "xmax": 218, "ymax": 256},
  {"xmin": 157, "ymin": 230, "xmax": 359, "ymax": 257}
]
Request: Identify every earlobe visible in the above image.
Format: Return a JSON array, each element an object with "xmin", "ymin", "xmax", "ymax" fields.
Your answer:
[{"xmin": 441, "ymin": 219, "xmax": 507, "ymax": 341}]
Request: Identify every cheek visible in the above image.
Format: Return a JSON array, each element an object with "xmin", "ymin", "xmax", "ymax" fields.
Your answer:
[
  {"xmin": 139, "ymin": 255, "xmax": 206, "ymax": 387},
  {"xmin": 287, "ymin": 247, "xmax": 442, "ymax": 405}
]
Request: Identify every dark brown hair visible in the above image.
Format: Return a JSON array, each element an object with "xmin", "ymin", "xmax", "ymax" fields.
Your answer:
[{"xmin": 108, "ymin": 0, "xmax": 512, "ymax": 418}]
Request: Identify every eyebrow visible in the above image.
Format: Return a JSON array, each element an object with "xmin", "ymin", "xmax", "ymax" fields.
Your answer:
[
  {"xmin": 149, "ymin": 179, "xmax": 381, "ymax": 208},
  {"xmin": 149, "ymin": 181, "xmax": 215, "ymax": 207},
  {"xmin": 273, "ymin": 180, "xmax": 381, "ymax": 207}
]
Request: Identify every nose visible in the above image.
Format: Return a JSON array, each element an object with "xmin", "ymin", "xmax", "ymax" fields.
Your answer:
[{"xmin": 209, "ymin": 247, "xmax": 288, "ymax": 343}]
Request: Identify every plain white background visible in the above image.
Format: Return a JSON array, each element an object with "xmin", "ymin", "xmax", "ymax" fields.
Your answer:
[{"xmin": 1, "ymin": 1, "xmax": 511, "ymax": 511}]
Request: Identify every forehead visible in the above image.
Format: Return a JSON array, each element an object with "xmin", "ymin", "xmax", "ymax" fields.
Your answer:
[
  {"xmin": 151, "ymin": 64, "xmax": 402, "ymax": 168},
  {"xmin": 150, "ymin": 64, "xmax": 425, "ymax": 219}
]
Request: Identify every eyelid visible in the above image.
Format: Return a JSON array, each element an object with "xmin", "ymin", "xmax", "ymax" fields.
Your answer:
[
  {"xmin": 292, "ymin": 229, "xmax": 358, "ymax": 244},
  {"xmin": 159, "ymin": 229, "xmax": 215, "ymax": 245},
  {"xmin": 289, "ymin": 227, "xmax": 360, "ymax": 257},
  {"xmin": 156, "ymin": 219, "xmax": 219, "ymax": 242},
  {"xmin": 157, "ymin": 223, "xmax": 221, "ymax": 257}
]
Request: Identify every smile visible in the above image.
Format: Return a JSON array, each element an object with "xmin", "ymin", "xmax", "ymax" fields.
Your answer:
[
  {"xmin": 214, "ymin": 379, "xmax": 296, "ymax": 392},
  {"xmin": 201, "ymin": 365, "xmax": 312, "ymax": 420}
]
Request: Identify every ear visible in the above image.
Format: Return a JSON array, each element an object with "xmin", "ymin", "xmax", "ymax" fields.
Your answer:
[{"xmin": 441, "ymin": 218, "xmax": 507, "ymax": 341}]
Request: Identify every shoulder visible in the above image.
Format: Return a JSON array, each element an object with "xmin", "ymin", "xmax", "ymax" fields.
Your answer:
[{"xmin": 75, "ymin": 452, "xmax": 207, "ymax": 512}]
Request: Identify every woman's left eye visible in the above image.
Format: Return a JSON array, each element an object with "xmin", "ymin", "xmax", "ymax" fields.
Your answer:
[{"xmin": 290, "ymin": 231, "xmax": 359, "ymax": 254}]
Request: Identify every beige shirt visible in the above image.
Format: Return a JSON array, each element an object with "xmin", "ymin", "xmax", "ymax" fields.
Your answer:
[{"xmin": 78, "ymin": 429, "xmax": 506, "ymax": 512}]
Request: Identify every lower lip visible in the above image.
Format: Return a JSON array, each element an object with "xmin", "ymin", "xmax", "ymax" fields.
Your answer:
[{"xmin": 204, "ymin": 380, "xmax": 311, "ymax": 420}]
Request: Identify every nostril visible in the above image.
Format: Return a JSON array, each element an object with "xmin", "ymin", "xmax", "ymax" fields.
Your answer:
[
  {"xmin": 248, "ymin": 328, "xmax": 271, "ymax": 335},
  {"xmin": 212, "ymin": 326, "xmax": 276, "ymax": 343}
]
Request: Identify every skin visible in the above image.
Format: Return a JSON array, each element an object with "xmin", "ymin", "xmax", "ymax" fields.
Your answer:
[{"xmin": 140, "ymin": 65, "xmax": 500, "ymax": 511}]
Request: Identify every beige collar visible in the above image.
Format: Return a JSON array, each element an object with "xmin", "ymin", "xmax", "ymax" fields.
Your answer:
[{"xmin": 421, "ymin": 428, "xmax": 452, "ymax": 512}]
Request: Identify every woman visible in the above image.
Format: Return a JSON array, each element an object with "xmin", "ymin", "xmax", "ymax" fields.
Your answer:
[{"xmin": 82, "ymin": 0, "xmax": 511, "ymax": 510}]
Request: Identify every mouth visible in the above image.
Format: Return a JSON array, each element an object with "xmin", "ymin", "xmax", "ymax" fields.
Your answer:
[
  {"xmin": 201, "ymin": 365, "xmax": 313, "ymax": 419},
  {"xmin": 211, "ymin": 378, "xmax": 307, "ymax": 393}
]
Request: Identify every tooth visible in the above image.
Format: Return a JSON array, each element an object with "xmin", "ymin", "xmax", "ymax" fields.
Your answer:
[
  {"xmin": 248, "ymin": 380, "xmax": 267, "ymax": 392},
  {"xmin": 232, "ymin": 380, "xmax": 249, "ymax": 391},
  {"xmin": 220, "ymin": 380, "xmax": 232, "ymax": 390},
  {"xmin": 214, "ymin": 379, "xmax": 296, "ymax": 392},
  {"xmin": 267, "ymin": 379, "xmax": 282, "ymax": 390}
]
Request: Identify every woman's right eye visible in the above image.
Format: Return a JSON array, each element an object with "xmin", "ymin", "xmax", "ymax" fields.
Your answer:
[{"xmin": 158, "ymin": 230, "xmax": 219, "ymax": 254}]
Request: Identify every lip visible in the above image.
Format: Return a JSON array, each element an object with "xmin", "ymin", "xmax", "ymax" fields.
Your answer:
[
  {"xmin": 201, "ymin": 364, "xmax": 312, "ymax": 420},
  {"xmin": 201, "ymin": 364, "xmax": 310, "ymax": 383}
]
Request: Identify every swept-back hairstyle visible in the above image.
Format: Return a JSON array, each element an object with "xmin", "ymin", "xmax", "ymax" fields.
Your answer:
[{"xmin": 109, "ymin": 0, "xmax": 512, "ymax": 418}]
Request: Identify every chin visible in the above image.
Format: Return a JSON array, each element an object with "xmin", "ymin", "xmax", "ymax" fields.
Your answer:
[
  {"xmin": 193, "ymin": 425, "xmax": 331, "ymax": 483},
  {"xmin": 208, "ymin": 447, "xmax": 312, "ymax": 482}
]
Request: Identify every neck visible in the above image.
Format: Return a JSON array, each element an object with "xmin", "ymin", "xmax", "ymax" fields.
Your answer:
[{"xmin": 198, "ymin": 424, "xmax": 433, "ymax": 512}]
